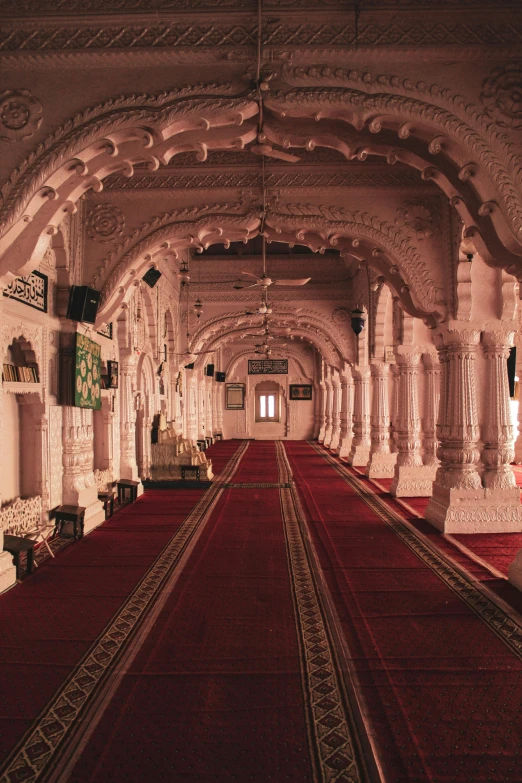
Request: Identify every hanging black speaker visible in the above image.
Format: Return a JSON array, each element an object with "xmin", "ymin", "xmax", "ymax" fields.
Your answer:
[
  {"xmin": 206, "ymin": 364, "xmax": 215, "ymax": 377},
  {"xmin": 66, "ymin": 286, "xmax": 101, "ymax": 324},
  {"xmin": 185, "ymin": 362, "xmax": 195, "ymax": 370},
  {"xmin": 142, "ymin": 268, "xmax": 162, "ymax": 288},
  {"xmin": 216, "ymin": 371, "xmax": 226, "ymax": 382}
]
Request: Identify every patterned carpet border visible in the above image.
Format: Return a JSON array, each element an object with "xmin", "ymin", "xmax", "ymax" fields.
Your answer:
[
  {"xmin": 275, "ymin": 442, "xmax": 368, "ymax": 783},
  {"xmin": 222, "ymin": 482, "xmax": 293, "ymax": 488},
  {"xmin": 309, "ymin": 442, "xmax": 522, "ymax": 664},
  {"xmin": 0, "ymin": 441, "xmax": 250, "ymax": 783}
]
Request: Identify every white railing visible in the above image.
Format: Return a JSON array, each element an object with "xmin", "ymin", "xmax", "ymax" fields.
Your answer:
[{"xmin": 0, "ymin": 495, "xmax": 42, "ymax": 536}]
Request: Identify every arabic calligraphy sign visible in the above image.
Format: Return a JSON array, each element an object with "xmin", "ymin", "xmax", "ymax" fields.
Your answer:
[
  {"xmin": 248, "ymin": 359, "xmax": 288, "ymax": 375},
  {"xmin": 74, "ymin": 334, "xmax": 102, "ymax": 410},
  {"xmin": 4, "ymin": 270, "xmax": 48, "ymax": 313}
]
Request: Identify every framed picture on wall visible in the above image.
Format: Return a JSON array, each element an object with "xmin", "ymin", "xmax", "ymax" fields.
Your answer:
[
  {"xmin": 74, "ymin": 333, "xmax": 102, "ymax": 410},
  {"xmin": 289, "ymin": 384, "xmax": 312, "ymax": 401},
  {"xmin": 226, "ymin": 383, "xmax": 245, "ymax": 410},
  {"xmin": 107, "ymin": 360, "xmax": 119, "ymax": 389}
]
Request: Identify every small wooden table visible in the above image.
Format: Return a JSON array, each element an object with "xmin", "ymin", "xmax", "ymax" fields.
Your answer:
[
  {"xmin": 53, "ymin": 505, "xmax": 86, "ymax": 540},
  {"xmin": 196, "ymin": 439, "xmax": 207, "ymax": 451},
  {"xmin": 214, "ymin": 433, "xmax": 223, "ymax": 441},
  {"xmin": 205, "ymin": 436, "xmax": 213, "ymax": 448},
  {"xmin": 98, "ymin": 489, "xmax": 115, "ymax": 519},
  {"xmin": 117, "ymin": 479, "xmax": 140, "ymax": 504},
  {"xmin": 180, "ymin": 465, "xmax": 201, "ymax": 481},
  {"xmin": 3, "ymin": 535, "xmax": 35, "ymax": 579}
]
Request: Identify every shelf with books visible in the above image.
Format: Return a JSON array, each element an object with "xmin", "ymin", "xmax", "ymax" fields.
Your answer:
[{"xmin": 2, "ymin": 363, "xmax": 39, "ymax": 384}]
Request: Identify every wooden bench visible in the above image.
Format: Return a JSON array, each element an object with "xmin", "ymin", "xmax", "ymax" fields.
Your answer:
[
  {"xmin": 52, "ymin": 505, "xmax": 86, "ymax": 540},
  {"xmin": 180, "ymin": 465, "xmax": 201, "ymax": 481},
  {"xmin": 94, "ymin": 469, "xmax": 117, "ymax": 519},
  {"xmin": 3, "ymin": 535, "xmax": 35, "ymax": 579},
  {"xmin": 117, "ymin": 479, "xmax": 140, "ymax": 504}
]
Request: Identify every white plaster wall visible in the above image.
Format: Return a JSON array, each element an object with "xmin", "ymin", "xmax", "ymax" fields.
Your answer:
[{"xmin": 1, "ymin": 394, "xmax": 20, "ymax": 502}]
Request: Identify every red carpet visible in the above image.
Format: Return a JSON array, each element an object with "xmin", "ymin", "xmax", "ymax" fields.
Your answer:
[
  {"xmin": 0, "ymin": 440, "xmax": 242, "ymax": 774},
  {"xmin": 285, "ymin": 441, "xmax": 522, "ymax": 783}
]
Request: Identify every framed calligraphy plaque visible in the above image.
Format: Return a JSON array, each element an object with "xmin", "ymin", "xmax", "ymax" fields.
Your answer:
[
  {"xmin": 4, "ymin": 270, "xmax": 48, "ymax": 313},
  {"xmin": 226, "ymin": 383, "xmax": 245, "ymax": 410},
  {"xmin": 248, "ymin": 359, "xmax": 288, "ymax": 375}
]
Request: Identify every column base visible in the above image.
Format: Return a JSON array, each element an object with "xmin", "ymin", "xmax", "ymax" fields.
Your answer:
[
  {"xmin": 329, "ymin": 431, "xmax": 341, "ymax": 452},
  {"xmin": 83, "ymin": 499, "xmax": 107, "ymax": 535},
  {"xmin": 337, "ymin": 437, "xmax": 353, "ymax": 460},
  {"xmin": 366, "ymin": 452, "xmax": 397, "ymax": 479},
  {"xmin": 0, "ymin": 550, "xmax": 16, "ymax": 593},
  {"xmin": 390, "ymin": 465, "xmax": 436, "ymax": 497},
  {"xmin": 347, "ymin": 445, "xmax": 371, "ymax": 467},
  {"xmin": 323, "ymin": 428, "xmax": 333, "ymax": 448},
  {"xmin": 426, "ymin": 485, "xmax": 522, "ymax": 533}
]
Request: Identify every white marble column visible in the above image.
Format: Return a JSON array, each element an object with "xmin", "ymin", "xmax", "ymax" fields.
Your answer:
[
  {"xmin": 119, "ymin": 352, "xmax": 140, "ymax": 482},
  {"xmin": 186, "ymin": 373, "xmax": 198, "ymax": 443},
  {"xmin": 323, "ymin": 368, "xmax": 334, "ymax": 448},
  {"xmin": 329, "ymin": 369, "xmax": 342, "ymax": 451},
  {"xmin": 0, "ymin": 288, "xmax": 17, "ymax": 589},
  {"xmin": 337, "ymin": 365, "xmax": 354, "ymax": 459},
  {"xmin": 62, "ymin": 405, "xmax": 105, "ymax": 533},
  {"xmin": 317, "ymin": 379, "xmax": 327, "ymax": 442},
  {"xmin": 423, "ymin": 351, "xmax": 441, "ymax": 467},
  {"xmin": 214, "ymin": 381, "xmax": 224, "ymax": 436},
  {"xmin": 427, "ymin": 322, "xmax": 522, "ymax": 534},
  {"xmin": 366, "ymin": 360, "xmax": 396, "ymax": 478},
  {"xmin": 348, "ymin": 365, "xmax": 372, "ymax": 466},
  {"xmin": 390, "ymin": 348, "xmax": 436, "ymax": 496}
]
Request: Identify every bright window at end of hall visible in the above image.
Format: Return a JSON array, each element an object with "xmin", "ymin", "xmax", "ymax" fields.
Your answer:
[
  {"xmin": 257, "ymin": 391, "xmax": 278, "ymax": 422},
  {"xmin": 260, "ymin": 394, "xmax": 266, "ymax": 418}
]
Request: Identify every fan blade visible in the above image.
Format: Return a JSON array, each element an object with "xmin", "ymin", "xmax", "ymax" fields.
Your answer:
[
  {"xmin": 250, "ymin": 144, "xmax": 301, "ymax": 163},
  {"xmin": 273, "ymin": 277, "xmax": 312, "ymax": 287},
  {"xmin": 240, "ymin": 271, "xmax": 262, "ymax": 281},
  {"xmin": 194, "ymin": 350, "xmax": 215, "ymax": 355}
]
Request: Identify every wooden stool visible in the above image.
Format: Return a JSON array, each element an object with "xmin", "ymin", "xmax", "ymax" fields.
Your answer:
[
  {"xmin": 3, "ymin": 535, "xmax": 35, "ymax": 579},
  {"xmin": 181, "ymin": 465, "xmax": 201, "ymax": 481},
  {"xmin": 205, "ymin": 436, "xmax": 213, "ymax": 448},
  {"xmin": 197, "ymin": 439, "xmax": 207, "ymax": 451},
  {"xmin": 98, "ymin": 490, "xmax": 115, "ymax": 519},
  {"xmin": 117, "ymin": 479, "xmax": 140, "ymax": 504},
  {"xmin": 52, "ymin": 505, "xmax": 86, "ymax": 540},
  {"xmin": 214, "ymin": 433, "xmax": 223, "ymax": 441}
]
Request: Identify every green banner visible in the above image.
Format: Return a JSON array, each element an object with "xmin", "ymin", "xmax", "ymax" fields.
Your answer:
[{"xmin": 74, "ymin": 333, "xmax": 102, "ymax": 410}]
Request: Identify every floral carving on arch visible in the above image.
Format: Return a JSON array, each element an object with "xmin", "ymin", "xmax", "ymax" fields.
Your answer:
[
  {"xmin": 481, "ymin": 64, "xmax": 522, "ymax": 130},
  {"xmin": 0, "ymin": 89, "xmax": 43, "ymax": 143},
  {"xmin": 86, "ymin": 203, "xmax": 125, "ymax": 243},
  {"xmin": 395, "ymin": 198, "xmax": 441, "ymax": 241}
]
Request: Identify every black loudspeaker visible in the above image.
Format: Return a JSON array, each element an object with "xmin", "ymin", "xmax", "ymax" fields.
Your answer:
[
  {"xmin": 206, "ymin": 364, "xmax": 215, "ymax": 377},
  {"xmin": 142, "ymin": 268, "xmax": 162, "ymax": 288},
  {"xmin": 67, "ymin": 286, "xmax": 101, "ymax": 324},
  {"xmin": 508, "ymin": 346, "xmax": 516, "ymax": 398},
  {"xmin": 185, "ymin": 362, "xmax": 195, "ymax": 370},
  {"xmin": 216, "ymin": 372, "xmax": 226, "ymax": 382}
]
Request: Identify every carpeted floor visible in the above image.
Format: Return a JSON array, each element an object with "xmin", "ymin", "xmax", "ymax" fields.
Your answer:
[
  {"xmin": 285, "ymin": 440, "xmax": 522, "ymax": 783},
  {"xmin": 3, "ymin": 439, "xmax": 522, "ymax": 782}
]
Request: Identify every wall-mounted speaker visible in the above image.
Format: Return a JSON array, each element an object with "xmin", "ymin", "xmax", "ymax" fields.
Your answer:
[
  {"xmin": 142, "ymin": 268, "xmax": 162, "ymax": 288},
  {"xmin": 206, "ymin": 364, "xmax": 215, "ymax": 377},
  {"xmin": 185, "ymin": 362, "xmax": 195, "ymax": 370},
  {"xmin": 508, "ymin": 346, "xmax": 516, "ymax": 398},
  {"xmin": 216, "ymin": 371, "xmax": 226, "ymax": 382},
  {"xmin": 66, "ymin": 286, "xmax": 101, "ymax": 324}
]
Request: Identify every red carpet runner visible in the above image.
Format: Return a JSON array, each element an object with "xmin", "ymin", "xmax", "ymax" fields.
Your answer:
[
  {"xmin": 0, "ymin": 440, "xmax": 243, "ymax": 782},
  {"xmin": 0, "ymin": 441, "xmax": 369, "ymax": 783},
  {"xmin": 285, "ymin": 441, "xmax": 522, "ymax": 783}
]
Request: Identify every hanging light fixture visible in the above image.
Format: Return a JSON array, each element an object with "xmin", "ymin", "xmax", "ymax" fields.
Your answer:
[
  {"xmin": 193, "ymin": 297, "xmax": 203, "ymax": 319},
  {"xmin": 350, "ymin": 307, "xmax": 366, "ymax": 335},
  {"xmin": 178, "ymin": 259, "xmax": 190, "ymax": 286}
]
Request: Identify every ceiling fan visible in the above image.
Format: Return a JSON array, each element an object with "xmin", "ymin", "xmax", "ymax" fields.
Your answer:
[
  {"xmin": 249, "ymin": 0, "xmax": 301, "ymax": 164},
  {"xmin": 233, "ymin": 235, "xmax": 311, "ymax": 290}
]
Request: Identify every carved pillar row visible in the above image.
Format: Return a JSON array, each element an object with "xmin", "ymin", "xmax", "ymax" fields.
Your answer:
[
  {"xmin": 366, "ymin": 361, "xmax": 396, "ymax": 478},
  {"xmin": 337, "ymin": 365, "xmax": 354, "ymax": 459},
  {"xmin": 329, "ymin": 370, "xmax": 342, "ymax": 451},
  {"xmin": 62, "ymin": 405, "xmax": 105, "ymax": 533},
  {"xmin": 119, "ymin": 353, "xmax": 140, "ymax": 482},
  {"xmin": 514, "ymin": 329, "xmax": 522, "ymax": 463},
  {"xmin": 197, "ymin": 375, "xmax": 206, "ymax": 439},
  {"xmin": 426, "ymin": 322, "xmax": 522, "ymax": 535},
  {"xmin": 317, "ymin": 380, "xmax": 327, "ymax": 442},
  {"xmin": 214, "ymin": 381, "xmax": 224, "ymax": 435},
  {"xmin": 0, "ymin": 292, "xmax": 16, "ymax": 591},
  {"xmin": 390, "ymin": 364, "xmax": 400, "ymax": 454},
  {"xmin": 423, "ymin": 352, "xmax": 441, "ymax": 467},
  {"xmin": 482, "ymin": 329, "xmax": 517, "ymax": 492},
  {"xmin": 348, "ymin": 365, "xmax": 371, "ymax": 466},
  {"xmin": 323, "ymin": 368, "xmax": 334, "ymax": 448},
  {"xmin": 186, "ymin": 373, "xmax": 198, "ymax": 443},
  {"xmin": 390, "ymin": 349, "xmax": 436, "ymax": 497}
]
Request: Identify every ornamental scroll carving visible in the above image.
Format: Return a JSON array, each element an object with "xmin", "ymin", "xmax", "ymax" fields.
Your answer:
[
  {"xmin": 86, "ymin": 203, "xmax": 126, "ymax": 243},
  {"xmin": 395, "ymin": 199, "xmax": 441, "ymax": 241},
  {"xmin": 0, "ymin": 495, "xmax": 42, "ymax": 535},
  {"xmin": 482, "ymin": 64, "xmax": 522, "ymax": 130},
  {"xmin": 0, "ymin": 89, "xmax": 42, "ymax": 142}
]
